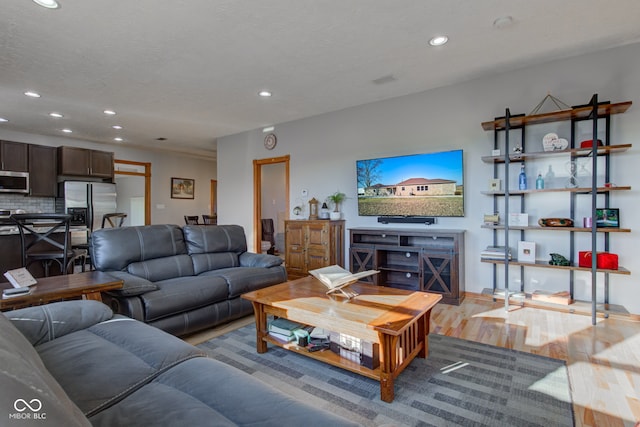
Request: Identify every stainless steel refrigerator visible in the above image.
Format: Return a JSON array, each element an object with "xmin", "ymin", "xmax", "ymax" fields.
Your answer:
[{"xmin": 57, "ymin": 181, "xmax": 118, "ymax": 231}]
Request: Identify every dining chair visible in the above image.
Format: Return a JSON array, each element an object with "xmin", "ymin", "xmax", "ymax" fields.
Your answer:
[
  {"xmin": 184, "ymin": 215, "xmax": 200, "ymax": 225},
  {"xmin": 202, "ymin": 214, "xmax": 217, "ymax": 225},
  {"xmin": 102, "ymin": 212, "xmax": 127, "ymax": 228},
  {"xmin": 11, "ymin": 213, "xmax": 87, "ymax": 277}
]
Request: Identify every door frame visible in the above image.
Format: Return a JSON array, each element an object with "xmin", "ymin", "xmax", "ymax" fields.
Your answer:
[
  {"xmin": 253, "ymin": 155, "xmax": 290, "ymax": 253},
  {"xmin": 114, "ymin": 159, "xmax": 151, "ymax": 225}
]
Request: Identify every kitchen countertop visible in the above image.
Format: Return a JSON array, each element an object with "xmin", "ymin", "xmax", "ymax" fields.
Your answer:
[{"xmin": 0, "ymin": 224, "xmax": 88, "ymax": 235}]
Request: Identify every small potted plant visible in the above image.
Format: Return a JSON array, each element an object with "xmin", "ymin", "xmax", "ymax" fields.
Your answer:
[{"xmin": 327, "ymin": 191, "xmax": 347, "ymax": 220}]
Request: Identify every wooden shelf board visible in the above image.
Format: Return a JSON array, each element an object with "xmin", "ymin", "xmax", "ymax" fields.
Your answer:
[
  {"xmin": 481, "ymin": 101, "xmax": 632, "ymax": 131},
  {"xmin": 481, "ymin": 143, "xmax": 632, "ymax": 163},
  {"xmin": 480, "ymin": 258, "xmax": 630, "ymax": 275},
  {"xmin": 478, "ymin": 288, "xmax": 631, "ymax": 318},
  {"xmin": 481, "ymin": 185, "xmax": 631, "ymax": 195},
  {"xmin": 481, "ymin": 224, "xmax": 631, "ymax": 233}
]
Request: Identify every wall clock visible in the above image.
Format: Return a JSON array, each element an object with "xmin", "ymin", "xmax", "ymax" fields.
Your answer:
[{"xmin": 264, "ymin": 133, "xmax": 277, "ymax": 150}]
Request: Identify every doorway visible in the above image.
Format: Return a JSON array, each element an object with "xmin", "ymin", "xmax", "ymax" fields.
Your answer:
[
  {"xmin": 253, "ymin": 155, "xmax": 289, "ymax": 254},
  {"xmin": 114, "ymin": 159, "xmax": 151, "ymax": 225},
  {"xmin": 210, "ymin": 179, "xmax": 217, "ymax": 216}
]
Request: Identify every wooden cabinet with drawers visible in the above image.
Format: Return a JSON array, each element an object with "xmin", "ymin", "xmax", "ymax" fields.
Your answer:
[{"xmin": 284, "ymin": 219, "xmax": 345, "ymax": 280}]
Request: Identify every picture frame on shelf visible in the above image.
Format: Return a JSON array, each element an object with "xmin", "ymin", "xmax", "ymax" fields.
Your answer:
[
  {"xmin": 488, "ymin": 178, "xmax": 501, "ymax": 191},
  {"xmin": 595, "ymin": 208, "xmax": 619, "ymax": 228},
  {"xmin": 509, "ymin": 213, "xmax": 529, "ymax": 227},
  {"xmin": 517, "ymin": 241, "xmax": 536, "ymax": 263},
  {"xmin": 171, "ymin": 177, "xmax": 195, "ymax": 199}
]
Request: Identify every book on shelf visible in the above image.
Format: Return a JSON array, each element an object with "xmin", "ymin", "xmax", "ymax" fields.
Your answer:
[
  {"xmin": 268, "ymin": 331, "xmax": 296, "ymax": 343},
  {"xmin": 268, "ymin": 318, "xmax": 303, "ymax": 337},
  {"xmin": 480, "ymin": 245, "xmax": 512, "ymax": 260},
  {"xmin": 308, "ymin": 265, "xmax": 379, "ymax": 298}
]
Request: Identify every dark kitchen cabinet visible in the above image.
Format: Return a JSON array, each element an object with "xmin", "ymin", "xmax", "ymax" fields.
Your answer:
[
  {"xmin": 58, "ymin": 146, "xmax": 114, "ymax": 180},
  {"xmin": 28, "ymin": 144, "xmax": 57, "ymax": 197},
  {"xmin": 0, "ymin": 141, "xmax": 28, "ymax": 172}
]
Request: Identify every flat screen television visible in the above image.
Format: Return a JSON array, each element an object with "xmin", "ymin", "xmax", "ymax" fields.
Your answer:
[{"xmin": 356, "ymin": 149, "xmax": 464, "ymax": 217}]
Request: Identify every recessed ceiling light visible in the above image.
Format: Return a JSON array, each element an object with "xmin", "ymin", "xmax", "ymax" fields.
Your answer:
[
  {"xmin": 428, "ymin": 35, "xmax": 448, "ymax": 46},
  {"xmin": 262, "ymin": 126, "xmax": 275, "ymax": 133},
  {"xmin": 112, "ymin": 125, "xmax": 123, "ymax": 130},
  {"xmin": 49, "ymin": 112, "xmax": 63, "ymax": 118},
  {"xmin": 103, "ymin": 109, "xmax": 116, "ymax": 115},
  {"xmin": 61, "ymin": 128, "xmax": 72, "ymax": 133},
  {"xmin": 32, "ymin": 0, "xmax": 60, "ymax": 9},
  {"xmin": 258, "ymin": 91, "xmax": 272, "ymax": 97},
  {"xmin": 24, "ymin": 91, "xmax": 41, "ymax": 98},
  {"xmin": 0, "ymin": 118, "xmax": 8, "ymax": 123},
  {"xmin": 114, "ymin": 137, "xmax": 123, "ymax": 142}
]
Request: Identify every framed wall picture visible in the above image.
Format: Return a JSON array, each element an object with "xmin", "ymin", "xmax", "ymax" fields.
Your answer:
[
  {"xmin": 595, "ymin": 208, "xmax": 619, "ymax": 228},
  {"xmin": 171, "ymin": 177, "xmax": 195, "ymax": 199}
]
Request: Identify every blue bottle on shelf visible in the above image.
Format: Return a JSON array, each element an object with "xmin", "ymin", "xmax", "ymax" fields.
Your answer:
[
  {"xmin": 536, "ymin": 173, "xmax": 544, "ymax": 189},
  {"xmin": 518, "ymin": 164, "xmax": 527, "ymax": 190}
]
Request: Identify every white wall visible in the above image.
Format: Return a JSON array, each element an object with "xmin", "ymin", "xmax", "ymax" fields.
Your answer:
[
  {"xmin": 0, "ymin": 130, "xmax": 216, "ymax": 225},
  {"xmin": 218, "ymin": 42, "xmax": 640, "ymax": 314}
]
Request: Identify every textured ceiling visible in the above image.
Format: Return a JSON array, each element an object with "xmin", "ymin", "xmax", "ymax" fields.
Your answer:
[{"xmin": 1, "ymin": 0, "xmax": 640, "ymax": 159}]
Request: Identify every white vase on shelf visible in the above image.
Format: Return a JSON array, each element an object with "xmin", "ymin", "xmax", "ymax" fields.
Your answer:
[{"xmin": 329, "ymin": 211, "xmax": 341, "ymax": 220}]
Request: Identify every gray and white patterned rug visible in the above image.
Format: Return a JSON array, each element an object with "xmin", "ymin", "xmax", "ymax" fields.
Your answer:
[{"xmin": 197, "ymin": 324, "xmax": 574, "ymax": 427}]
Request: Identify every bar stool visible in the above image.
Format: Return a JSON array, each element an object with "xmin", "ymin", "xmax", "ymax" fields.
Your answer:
[{"xmin": 11, "ymin": 213, "xmax": 87, "ymax": 277}]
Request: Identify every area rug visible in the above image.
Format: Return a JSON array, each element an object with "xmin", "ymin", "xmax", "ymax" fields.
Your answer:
[{"xmin": 197, "ymin": 325, "xmax": 574, "ymax": 427}]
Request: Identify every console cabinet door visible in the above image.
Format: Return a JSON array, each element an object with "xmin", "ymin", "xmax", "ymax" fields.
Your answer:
[
  {"xmin": 285, "ymin": 221, "xmax": 306, "ymax": 278},
  {"xmin": 285, "ymin": 219, "xmax": 344, "ymax": 280},
  {"xmin": 1, "ymin": 140, "xmax": 28, "ymax": 172},
  {"xmin": 28, "ymin": 144, "xmax": 57, "ymax": 197}
]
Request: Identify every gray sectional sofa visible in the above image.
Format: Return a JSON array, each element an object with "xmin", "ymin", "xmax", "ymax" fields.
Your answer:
[
  {"xmin": 0, "ymin": 300, "xmax": 359, "ymax": 426},
  {"xmin": 90, "ymin": 224, "xmax": 287, "ymax": 336}
]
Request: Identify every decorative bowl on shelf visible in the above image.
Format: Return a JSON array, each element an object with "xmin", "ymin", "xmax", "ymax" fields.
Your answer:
[{"xmin": 538, "ymin": 218, "xmax": 574, "ymax": 227}]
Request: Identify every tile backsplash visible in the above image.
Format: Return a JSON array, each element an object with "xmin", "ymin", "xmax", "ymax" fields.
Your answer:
[{"xmin": 0, "ymin": 194, "xmax": 55, "ymax": 213}]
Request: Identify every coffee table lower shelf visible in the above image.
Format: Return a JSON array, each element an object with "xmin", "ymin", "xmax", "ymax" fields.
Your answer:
[{"xmin": 263, "ymin": 334, "xmax": 381, "ymax": 380}]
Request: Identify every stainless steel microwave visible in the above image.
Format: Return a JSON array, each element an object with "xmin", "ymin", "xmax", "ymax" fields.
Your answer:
[{"xmin": 0, "ymin": 171, "xmax": 29, "ymax": 193}]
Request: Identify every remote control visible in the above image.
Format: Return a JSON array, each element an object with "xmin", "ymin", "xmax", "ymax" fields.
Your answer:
[
  {"xmin": 3, "ymin": 287, "xmax": 31, "ymax": 296},
  {"xmin": 307, "ymin": 343, "xmax": 329, "ymax": 352}
]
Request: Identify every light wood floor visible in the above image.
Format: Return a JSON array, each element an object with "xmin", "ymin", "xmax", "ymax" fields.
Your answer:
[{"xmin": 185, "ymin": 295, "xmax": 640, "ymax": 427}]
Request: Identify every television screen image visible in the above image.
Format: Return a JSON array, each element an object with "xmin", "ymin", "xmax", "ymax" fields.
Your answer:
[{"xmin": 356, "ymin": 149, "xmax": 464, "ymax": 217}]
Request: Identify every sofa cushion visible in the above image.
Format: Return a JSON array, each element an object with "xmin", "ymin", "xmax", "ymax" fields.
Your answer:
[
  {"xmin": 141, "ymin": 276, "xmax": 230, "ymax": 322},
  {"xmin": 190, "ymin": 252, "xmax": 239, "ymax": 275},
  {"xmin": 89, "ymin": 356, "xmax": 360, "ymax": 427},
  {"xmin": 199, "ymin": 266, "xmax": 287, "ymax": 298},
  {"xmin": 239, "ymin": 251, "xmax": 283, "ymax": 268},
  {"xmin": 128, "ymin": 254, "xmax": 195, "ymax": 282},
  {"xmin": 183, "ymin": 224, "xmax": 247, "ymax": 255},
  {"xmin": 0, "ymin": 312, "xmax": 91, "ymax": 427},
  {"xmin": 91, "ymin": 224, "xmax": 187, "ymax": 271},
  {"xmin": 6, "ymin": 301, "xmax": 113, "ymax": 346},
  {"xmin": 34, "ymin": 316, "xmax": 205, "ymax": 417}
]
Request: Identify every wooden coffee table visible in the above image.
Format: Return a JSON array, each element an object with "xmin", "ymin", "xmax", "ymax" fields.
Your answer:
[
  {"xmin": 242, "ymin": 276, "xmax": 442, "ymax": 402},
  {"xmin": 0, "ymin": 271, "xmax": 123, "ymax": 311}
]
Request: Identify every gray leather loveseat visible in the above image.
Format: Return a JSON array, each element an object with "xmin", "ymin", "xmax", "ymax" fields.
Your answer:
[
  {"xmin": 90, "ymin": 224, "xmax": 286, "ymax": 336},
  {"xmin": 0, "ymin": 300, "xmax": 359, "ymax": 426}
]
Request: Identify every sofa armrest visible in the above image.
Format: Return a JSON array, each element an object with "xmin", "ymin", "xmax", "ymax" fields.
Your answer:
[
  {"xmin": 6, "ymin": 300, "xmax": 114, "ymax": 346},
  {"xmin": 239, "ymin": 252, "xmax": 283, "ymax": 268},
  {"xmin": 104, "ymin": 270, "xmax": 158, "ymax": 296}
]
